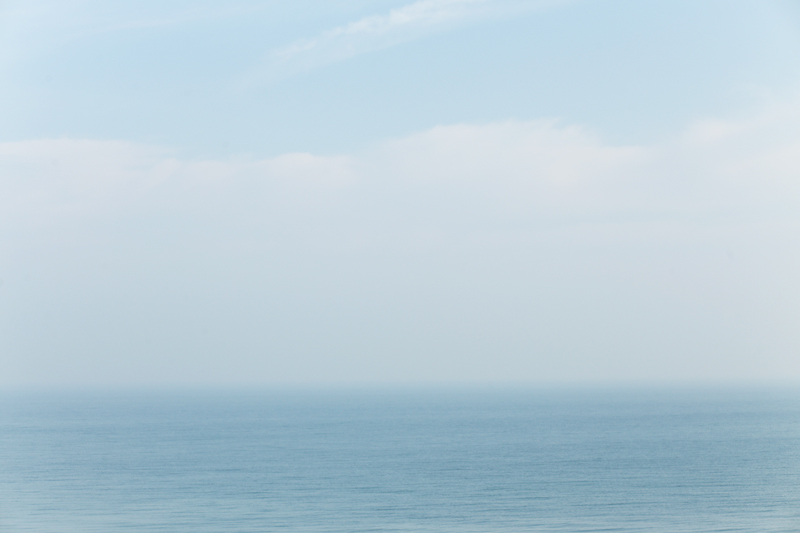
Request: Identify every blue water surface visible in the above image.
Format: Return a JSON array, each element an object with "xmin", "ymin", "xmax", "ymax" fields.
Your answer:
[{"xmin": 1, "ymin": 386, "xmax": 798, "ymax": 532}]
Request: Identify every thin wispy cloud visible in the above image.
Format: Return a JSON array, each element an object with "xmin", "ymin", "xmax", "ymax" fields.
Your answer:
[{"xmin": 247, "ymin": 0, "xmax": 570, "ymax": 84}]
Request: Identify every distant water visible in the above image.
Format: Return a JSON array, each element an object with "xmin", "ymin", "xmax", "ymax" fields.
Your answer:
[{"xmin": 1, "ymin": 387, "xmax": 798, "ymax": 532}]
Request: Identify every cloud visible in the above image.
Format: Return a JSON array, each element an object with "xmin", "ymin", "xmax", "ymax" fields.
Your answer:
[
  {"xmin": 2, "ymin": 100, "xmax": 800, "ymax": 385},
  {"xmin": 2, "ymin": 101, "xmax": 799, "ymax": 228},
  {"xmin": 247, "ymin": 0, "xmax": 570, "ymax": 83}
]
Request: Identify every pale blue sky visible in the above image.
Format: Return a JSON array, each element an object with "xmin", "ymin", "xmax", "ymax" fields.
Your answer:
[
  {"xmin": 2, "ymin": 0, "xmax": 800, "ymax": 387},
  {"xmin": 3, "ymin": 0, "xmax": 799, "ymax": 155}
]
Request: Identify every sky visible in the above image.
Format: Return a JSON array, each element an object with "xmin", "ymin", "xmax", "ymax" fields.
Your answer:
[{"xmin": 1, "ymin": 0, "xmax": 800, "ymax": 388}]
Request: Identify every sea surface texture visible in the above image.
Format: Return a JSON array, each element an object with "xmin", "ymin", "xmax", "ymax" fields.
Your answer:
[{"xmin": 1, "ymin": 387, "xmax": 798, "ymax": 532}]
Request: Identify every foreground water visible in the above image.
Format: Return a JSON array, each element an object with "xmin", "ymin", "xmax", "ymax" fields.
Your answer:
[{"xmin": 0, "ymin": 387, "xmax": 798, "ymax": 532}]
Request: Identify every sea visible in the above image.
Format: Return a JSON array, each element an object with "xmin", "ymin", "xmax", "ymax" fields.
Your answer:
[{"xmin": 1, "ymin": 386, "xmax": 798, "ymax": 532}]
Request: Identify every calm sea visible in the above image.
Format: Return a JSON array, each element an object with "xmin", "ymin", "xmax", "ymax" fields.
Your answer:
[{"xmin": 1, "ymin": 387, "xmax": 798, "ymax": 532}]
